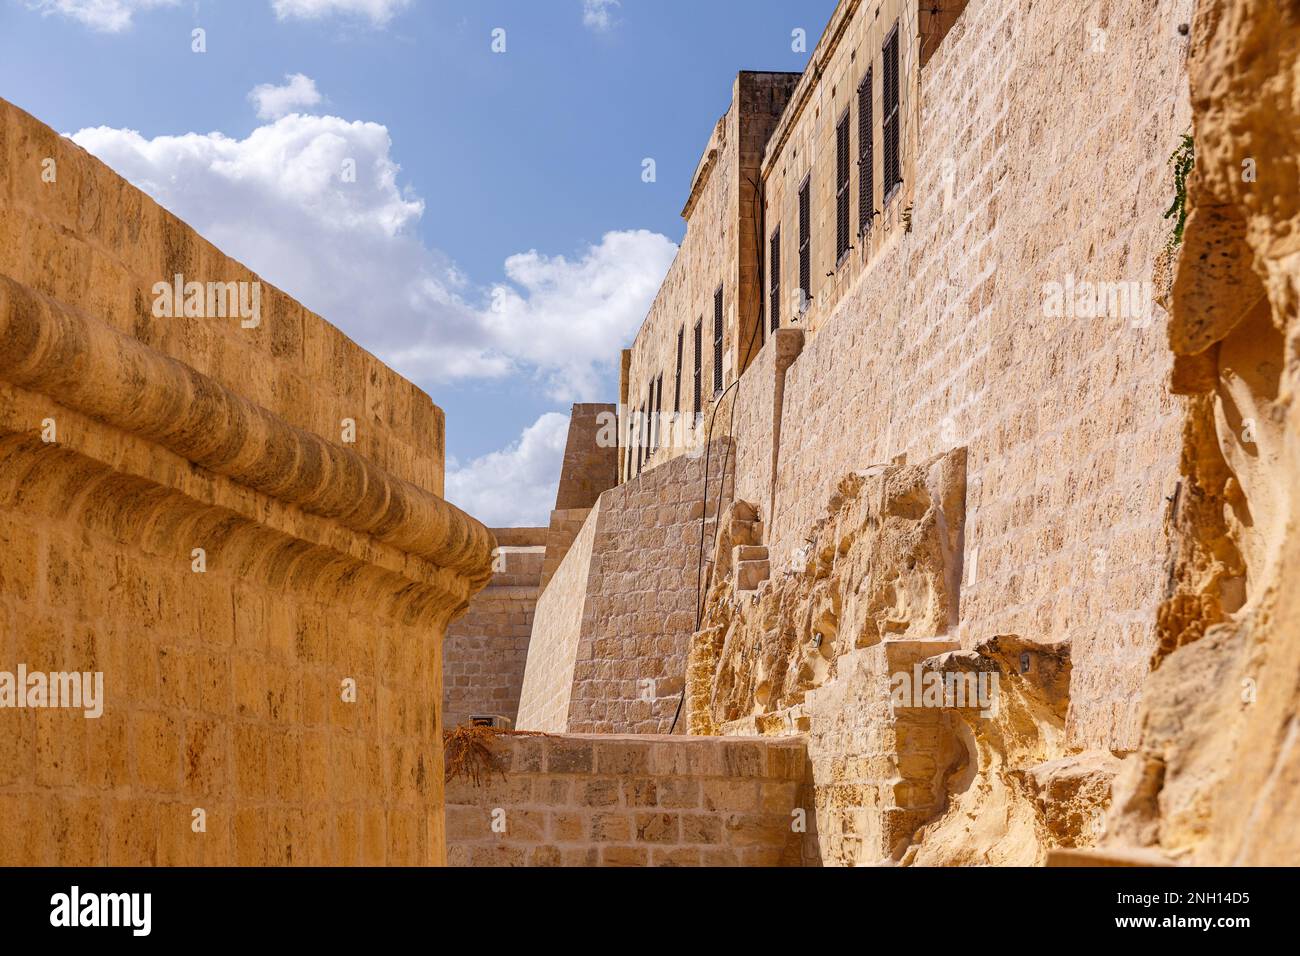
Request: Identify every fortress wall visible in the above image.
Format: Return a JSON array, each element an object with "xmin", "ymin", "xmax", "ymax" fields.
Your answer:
[
  {"xmin": 566, "ymin": 443, "xmax": 732, "ymax": 734},
  {"xmin": 442, "ymin": 531, "xmax": 546, "ymax": 729},
  {"xmin": 517, "ymin": 441, "xmax": 732, "ymax": 735},
  {"xmin": 0, "ymin": 98, "xmax": 494, "ymax": 866},
  {"xmin": 516, "ymin": 504, "xmax": 601, "ymax": 733},
  {"xmin": 446, "ymin": 733, "xmax": 811, "ymax": 867},
  {"xmin": 762, "ymin": 0, "xmax": 1194, "ymax": 750}
]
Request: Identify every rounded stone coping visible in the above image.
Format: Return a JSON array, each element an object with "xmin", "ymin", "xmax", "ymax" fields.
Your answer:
[{"xmin": 0, "ymin": 274, "xmax": 495, "ymax": 585}]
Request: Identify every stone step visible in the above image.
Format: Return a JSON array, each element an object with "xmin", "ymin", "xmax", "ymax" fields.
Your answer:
[
  {"xmin": 734, "ymin": 544, "xmax": 769, "ymax": 562},
  {"xmin": 736, "ymin": 558, "xmax": 771, "ymax": 592}
]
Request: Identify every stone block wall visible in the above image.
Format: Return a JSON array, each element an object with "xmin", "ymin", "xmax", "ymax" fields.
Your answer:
[
  {"xmin": 538, "ymin": 507, "xmax": 592, "ymax": 592},
  {"xmin": 0, "ymin": 98, "xmax": 494, "ymax": 866},
  {"xmin": 442, "ymin": 529, "xmax": 546, "ymax": 730},
  {"xmin": 516, "ymin": 504, "xmax": 602, "ymax": 733},
  {"xmin": 554, "ymin": 403, "xmax": 617, "ymax": 511},
  {"xmin": 758, "ymin": 0, "xmax": 1194, "ymax": 751},
  {"xmin": 568, "ymin": 444, "xmax": 732, "ymax": 733},
  {"xmin": 731, "ymin": 327, "xmax": 804, "ymax": 524},
  {"xmin": 606, "ymin": 0, "xmax": 1195, "ymax": 756},
  {"xmin": 517, "ymin": 441, "xmax": 733, "ymax": 735},
  {"xmin": 762, "ymin": 0, "xmax": 919, "ymax": 337},
  {"xmin": 445, "ymin": 733, "xmax": 812, "ymax": 866}
]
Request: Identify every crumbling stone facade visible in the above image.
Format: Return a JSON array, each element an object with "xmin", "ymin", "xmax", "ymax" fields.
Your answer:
[
  {"xmin": 1100, "ymin": 0, "xmax": 1300, "ymax": 867},
  {"xmin": 0, "ymin": 98, "xmax": 494, "ymax": 865}
]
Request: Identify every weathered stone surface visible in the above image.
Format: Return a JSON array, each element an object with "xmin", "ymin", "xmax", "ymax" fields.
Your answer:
[
  {"xmin": 443, "ymin": 530, "xmax": 546, "ymax": 729},
  {"xmin": 0, "ymin": 97, "xmax": 493, "ymax": 866},
  {"xmin": 689, "ymin": 449, "xmax": 966, "ymax": 733},
  {"xmin": 446, "ymin": 733, "xmax": 812, "ymax": 867},
  {"xmin": 518, "ymin": 441, "xmax": 733, "ymax": 734},
  {"xmin": 1101, "ymin": 0, "xmax": 1300, "ymax": 867}
]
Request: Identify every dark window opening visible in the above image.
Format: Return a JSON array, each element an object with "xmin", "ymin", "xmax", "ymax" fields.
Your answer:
[
  {"xmin": 693, "ymin": 320, "xmax": 702, "ymax": 417},
  {"xmin": 674, "ymin": 327, "xmax": 684, "ymax": 414},
  {"xmin": 882, "ymin": 25, "xmax": 902, "ymax": 201},
  {"xmin": 653, "ymin": 373, "xmax": 662, "ymax": 452},
  {"xmin": 859, "ymin": 68, "xmax": 874, "ymax": 235},
  {"xmin": 797, "ymin": 177, "xmax": 811, "ymax": 312},
  {"xmin": 770, "ymin": 228, "xmax": 781, "ymax": 333},
  {"xmin": 836, "ymin": 111, "xmax": 851, "ymax": 263},
  {"xmin": 712, "ymin": 287, "xmax": 724, "ymax": 396}
]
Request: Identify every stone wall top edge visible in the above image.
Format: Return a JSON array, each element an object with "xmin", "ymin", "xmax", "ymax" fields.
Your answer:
[
  {"xmin": 0, "ymin": 273, "xmax": 495, "ymax": 589},
  {"xmin": 491, "ymin": 527, "xmax": 550, "ymax": 547},
  {"xmin": 0, "ymin": 96, "xmax": 447, "ymax": 467}
]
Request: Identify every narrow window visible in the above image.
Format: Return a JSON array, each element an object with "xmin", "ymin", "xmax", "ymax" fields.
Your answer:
[
  {"xmin": 835, "ymin": 111, "xmax": 851, "ymax": 263},
  {"xmin": 797, "ymin": 177, "xmax": 811, "ymax": 311},
  {"xmin": 882, "ymin": 25, "xmax": 902, "ymax": 200},
  {"xmin": 770, "ymin": 228, "xmax": 781, "ymax": 333},
  {"xmin": 693, "ymin": 319, "xmax": 702, "ymax": 417},
  {"xmin": 653, "ymin": 373, "xmax": 663, "ymax": 452},
  {"xmin": 646, "ymin": 384, "xmax": 654, "ymax": 456},
  {"xmin": 713, "ymin": 287, "xmax": 724, "ymax": 396},
  {"xmin": 674, "ymin": 327, "xmax": 684, "ymax": 414},
  {"xmin": 859, "ymin": 67, "xmax": 874, "ymax": 235}
]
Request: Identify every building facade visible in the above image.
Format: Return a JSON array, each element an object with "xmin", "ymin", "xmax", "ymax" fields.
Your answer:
[{"xmin": 507, "ymin": 0, "xmax": 1208, "ymax": 866}]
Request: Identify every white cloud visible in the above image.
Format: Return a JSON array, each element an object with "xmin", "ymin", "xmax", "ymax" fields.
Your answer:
[
  {"xmin": 270, "ymin": 0, "xmax": 410, "ymax": 26},
  {"xmin": 26, "ymin": 0, "xmax": 178, "ymax": 32},
  {"xmin": 68, "ymin": 109, "xmax": 675, "ymax": 402},
  {"xmin": 248, "ymin": 74, "xmax": 323, "ymax": 121},
  {"xmin": 445, "ymin": 413, "xmax": 570, "ymax": 527},
  {"xmin": 582, "ymin": 0, "xmax": 620, "ymax": 32},
  {"xmin": 466, "ymin": 229, "xmax": 676, "ymax": 401}
]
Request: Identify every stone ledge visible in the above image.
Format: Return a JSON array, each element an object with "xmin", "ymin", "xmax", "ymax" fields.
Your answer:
[{"xmin": 0, "ymin": 274, "xmax": 494, "ymax": 594}]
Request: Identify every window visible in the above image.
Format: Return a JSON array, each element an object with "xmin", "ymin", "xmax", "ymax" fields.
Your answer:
[
  {"xmin": 712, "ymin": 287, "xmax": 724, "ymax": 396},
  {"xmin": 635, "ymin": 402, "xmax": 643, "ymax": 474},
  {"xmin": 674, "ymin": 327, "xmax": 684, "ymax": 414},
  {"xmin": 693, "ymin": 319, "xmax": 702, "ymax": 417},
  {"xmin": 797, "ymin": 177, "xmax": 811, "ymax": 311},
  {"xmin": 770, "ymin": 228, "xmax": 781, "ymax": 333},
  {"xmin": 859, "ymin": 68, "xmax": 874, "ymax": 235},
  {"xmin": 653, "ymin": 373, "xmax": 663, "ymax": 451},
  {"xmin": 836, "ymin": 110, "xmax": 851, "ymax": 263},
  {"xmin": 882, "ymin": 25, "xmax": 902, "ymax": 200},
  {"xmin": 646, "ymin": 381, "xmax": 655, "ymax": 456}
]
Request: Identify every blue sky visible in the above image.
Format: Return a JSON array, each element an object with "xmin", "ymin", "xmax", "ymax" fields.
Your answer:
[{"xmin": 0, "ymin": 0, "xmax": 836, "ymax": 524}]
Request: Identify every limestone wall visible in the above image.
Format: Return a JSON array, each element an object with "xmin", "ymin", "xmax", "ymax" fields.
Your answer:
[
  {"xmin": 446, "ymin": 733, "xmax": 811, "ymax": 866},
  {"xmin": 761, "ymin": 0, "xmax": 919, "ymax": 337},
  {"xmin": 516, "ymin": 504, "xmax": 601, "ymax": 733},
  {"xmin": 554, "ymin": 403, "xmax": 617, "ymax": 511},
  {"xmin": 567, "ymin": 445, "xmax": 732, "ymax": 733},
  {"xmin": 0, "ymin": 98, "xmax": 494, "ymax": 865},
  {"xmin": 518, "ymin": 441, "xmax": 732, "ymax": 735},
  {"xmin": 442, "ymin": 529, "xmax": 546, "ymax": 730},
  {"xmin": 1102, "ymin": 0, "xmax": 1300, "ymax": 866},
  {"xmin": 719, "ymin": 0, "xmax": 1195, "ymax": 753}
]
